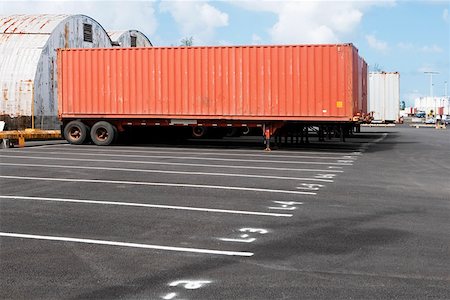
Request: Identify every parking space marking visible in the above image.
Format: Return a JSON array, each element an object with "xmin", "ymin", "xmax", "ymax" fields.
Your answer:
[
  {"xmin": 29, "ymin": 147, "xmax": 357, "ymax": 160},
  {"xmin": 43, "ymin": 144, "xmax": 363, "ymax": 156},
  {"xmin": 0, "ymin": 232, "xmax": 254, "ymax": 257},
  {"xmin": 2, "ymin": 150, "xmax": 353, "ymax": 166},
  {"xmin": 0, "ymin": 195, "xmax": 293, "ymax": 217},
  {"xmin": 219, "ymin": 228, "xmax": 269, "ymax": 243},
  {"xmin": 0, "ymin": 175, "xmax": 317, "ymax": 195},
  {"xmin": 268, "ymin": 201, "xmax": 303, "ymax": 210},
  {"xmin": 162, "ymin": 293, "xmax": 177, "ymax": 300},
  {"xmin": 0, "ymin": 155, "xmax": 344, "ymax": 173},
  {"xmin": 0, "ymin": 162, "xmax": 334, "ymax": 183}
]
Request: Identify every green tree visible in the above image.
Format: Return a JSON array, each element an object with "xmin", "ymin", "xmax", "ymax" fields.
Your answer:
[
  {"xmin": 370, "ymin": 63, "xmax": 383, "ymax": 72},
  {"xmin": 180, "ymin": 37, "xmax": 194, "ymax": 46}
]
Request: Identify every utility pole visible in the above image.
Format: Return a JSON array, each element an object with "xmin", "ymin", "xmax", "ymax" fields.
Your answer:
[
  {"xmin": 445, "ymin": 81, "xmax": 449, "ymax": 117},
  {"xmin": 424, "ymin": 71, "xmax": 439, "ymax": 123}
]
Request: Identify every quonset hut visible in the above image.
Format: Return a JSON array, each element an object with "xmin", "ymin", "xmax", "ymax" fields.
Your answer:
[
  {"xmin": 108, "ymin": 30, "xmax": 152, "ymax": 47},
  {"xmin": 0, "ymin": 14, "xmax": 112, "ymax": 130}
]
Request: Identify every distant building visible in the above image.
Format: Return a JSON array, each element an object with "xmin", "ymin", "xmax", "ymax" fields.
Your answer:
[
  {"xmin": 414, "ymin": 97, "xmax": 449, "ymax": 116},
  {"xmin": 108, "ymin": 30, "xmax": 152, "ymax": 47},
  {"xmin": 0, "ymin": 14, "xmax": 112, "ymax": 130}
]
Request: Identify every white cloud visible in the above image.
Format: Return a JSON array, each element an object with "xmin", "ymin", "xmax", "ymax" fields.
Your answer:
[
  {"xmin": 218, "ymin": 40, "xmax": 233, "ymax": 46},
  {"xmin": 443, "ymin": 8, "xmax": 449, "ymax": 22},
  {"xmin": 418, "ymin": 64, "xmax": 437, "ymax": 73},
  {"xmin": 420, "ymin": 44, "xmax": 443, "ymax": 53},
  {"xmin": 397, "ymin": 42, "xmax": 414, "ymax": 50},
  {"xmin": 0, "ymin": 1, "xmax": 158, "ymax": 37},
  {"xmin": 397, "ymin": 42, "xmax": 443, "ymax": 53},
  {"xmin": 228, "ymin": 1, "xmax": 394, "ymax": 44},
  {"xmin": 366, "ymin": 34, "xmax": 389, "ymax": 52},
  {"xmin": 251, "ymin": 33, "xmax": 262, "ymax": 45},
  {"xmin": 159, "ymin": 1, "xmax": 228, "ymax": 45},
  {"xmin": 268, "ymin": 2, "xmax": 363, "ymax": 44}
]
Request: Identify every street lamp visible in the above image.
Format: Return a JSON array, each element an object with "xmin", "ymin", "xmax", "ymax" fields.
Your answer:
[
  {"xmin": 424, "ymin": 71, "xmax": 439, "ymax": 123},
  {"xmin": 445, "ymin": 81, "xmax": 449, "ymax": 117}
]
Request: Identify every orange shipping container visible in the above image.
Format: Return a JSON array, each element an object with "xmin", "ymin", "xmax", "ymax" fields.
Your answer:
[{"xmin": 58, "ymin": 44, "xmax": 367, "ymax": 122}]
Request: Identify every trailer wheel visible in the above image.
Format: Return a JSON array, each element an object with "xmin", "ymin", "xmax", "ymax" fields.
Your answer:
[
  {"xmin": 90, "ymin": 121, "xmax": 116, "ymax": 146},
  {"xmin": 225, "ymin": 127, "xmax": 241, "ymax": 137},
  {"xmin": 192, "ymin": 126, "xmax": 207, "ymax": 138},
  {"xmin": 64, "ymin": 120, "xmax": 89, "ymax": 145},
  {"xmin": 241, "ymin": 126, "xmax": 250, "ymax": 135}
]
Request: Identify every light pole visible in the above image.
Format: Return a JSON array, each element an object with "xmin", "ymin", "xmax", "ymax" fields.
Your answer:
[
  {"xmin": 445, "ymin": 81, "xmax": 449, "ymax": 117},
  {"xmin": 424, "ymin": 71, "xmax": 439, "ymax": 123}
]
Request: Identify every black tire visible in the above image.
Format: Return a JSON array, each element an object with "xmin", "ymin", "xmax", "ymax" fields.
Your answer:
[
  {"xmin": 225, "ymin": 127, "xmax": 242, "ymax": 137},
  {"xmin": 90, "ymin": 121, "xmax": 117, "ymax": 146},
  {"xmin": 64, "ymin": 120, "xmax": 88, "ymax": 145},
  {"xmin": 192, "ymin": 126, "xmax": 207, "ymax": 138}
]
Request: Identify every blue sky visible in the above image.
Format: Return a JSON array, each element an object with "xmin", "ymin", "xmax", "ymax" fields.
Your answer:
[{"xmin": 2, "ymin": 0, "xmax": 449, "ymax": 105}]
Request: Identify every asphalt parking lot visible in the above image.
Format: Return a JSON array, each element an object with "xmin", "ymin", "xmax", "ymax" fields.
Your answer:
[{"xmin": 1, "ymin": 126, "xmax": 449, "ymax": 299}]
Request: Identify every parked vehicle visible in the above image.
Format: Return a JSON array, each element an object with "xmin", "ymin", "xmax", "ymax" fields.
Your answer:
[
  {"xmin": 415, "ymin": 112, "xmax": 426, "ymax": 118},
  {"xmin": 58, "ymin": 44, "xmax": 368, "ymax": 147}
]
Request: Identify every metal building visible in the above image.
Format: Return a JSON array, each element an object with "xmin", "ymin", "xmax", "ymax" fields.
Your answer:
[
  {"xmin": 0, "ymin": 14, "xmax": 112, "ymax": 130},
  {"xmin": 414, "ymin": 97, "xmax": 449, "ymax": 116},
  {"xmin": 108, "ymin": 30, "xmax": 152, "ymax": 47}
]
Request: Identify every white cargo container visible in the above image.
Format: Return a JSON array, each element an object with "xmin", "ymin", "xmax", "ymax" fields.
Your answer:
[
  {"xmin": 0, "ymin": 14, "xmax": 112, "ymax": 130},
  {"xmin": 369, "ymin": 72, "xmax": 400, "ymax": 123}
]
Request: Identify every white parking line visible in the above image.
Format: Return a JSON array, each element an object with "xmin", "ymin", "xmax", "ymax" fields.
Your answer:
[
  {"xmin": 0, "ymin": 175, "xmax": 317, "ymax": 195},
  {"xmin": 29, "ymin": 146, "xmax": 357, "ymax": 160},
  {"xmin": 44, "ymin": 143, "xmax": 363, "ymax": 156},
  {"xmin": 0, "ymin": 162, "xmax": 334, "ymax": 183},
  {"xmin": 0, "ymin": 155, "xmax": 344, "ymax": 173},
  {"xmin": 3, "ymin": 150, "xmax": 353, "ymax": 166},
  {"xmin": 0, "ymin": 232, "xmax": 254, "ymax": 257},
  {"xmin": 0, "ymin": 195, "xmax": 293, "ymax": 217}
]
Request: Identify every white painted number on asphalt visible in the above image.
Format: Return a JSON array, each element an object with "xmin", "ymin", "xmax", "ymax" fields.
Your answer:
[
  {"xmin": 162, "ymin": 280, "xmax": 212, "ymax": 299},
  {"xmin": 162, "ymin": 292, "xmax": 180, "ymax": 300},
  {"xmin": 268, "ymin": 201, "xmax": 303, "ymax": 210},
  {"xmin": 169, "ymin": 280, "xmax": 212, "ymax": 289},
  {"xmin": 337, "ymin": 160, "xmax": 354, "ymax": 163},
  {"xmin": 219, "ymin": 228, "xmax": 268, "ymax": 243},
  {"xmin": 296, "ymin": 183, "xmax": 324, "ymax": 190},
  {"xmin": 314, "ymin": 174, "xmax": 336, "ymax": 179}
]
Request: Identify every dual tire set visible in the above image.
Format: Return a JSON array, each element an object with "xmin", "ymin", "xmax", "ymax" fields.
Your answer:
[{"xmin": 64, "ymin": 120, "xmax": 117, "ymax": 146}]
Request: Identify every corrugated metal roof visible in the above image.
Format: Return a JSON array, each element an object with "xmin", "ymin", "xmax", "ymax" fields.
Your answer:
[
  {"xmin": 0, "ymin": 14, "xmax": 70, "ymax": 34},
  {"xmin": 1, "ymin": 14, "xmax": 113, "ymax": 129},
  {"xmin": 107, "ymin": 29, "xmax": 152, "ymax": 46},
  {"xmin": 107, "ymin": 30, "xmax": 128, "ymax": 42}
]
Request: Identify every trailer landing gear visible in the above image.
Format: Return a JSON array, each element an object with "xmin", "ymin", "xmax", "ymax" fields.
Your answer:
[{"xmin": 264, "ymin": 128, "xmax": 271, "ymax": 151}]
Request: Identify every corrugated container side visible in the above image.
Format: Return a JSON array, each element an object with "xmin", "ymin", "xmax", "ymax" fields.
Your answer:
[
  {"xmin": 369, "ymin": 72, "xmax": 400, "ymax": 122},
  {"xmin": 59, "ymin": 44, "xmax": 366, "ymax": 121}
]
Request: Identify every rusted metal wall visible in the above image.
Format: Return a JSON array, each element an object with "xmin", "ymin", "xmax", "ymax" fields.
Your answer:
[
  {"xmin": 108, "ymin": 30, "xmax": 152, "ymax": 47},
  {"xmin": 0, "ymin": 14, "xmax": 112, "ymax": 130},
  {"xmin": 59, "ymin": 44, "xmax": 367, "ymax": 122}
]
